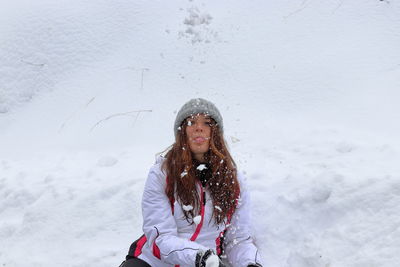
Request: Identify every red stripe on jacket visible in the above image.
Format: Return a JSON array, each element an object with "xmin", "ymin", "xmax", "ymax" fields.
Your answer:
[
  {"xmin": 190, "ymin": 184, "xmax": 205, "ymax": 241},
  {"xmin": 134, "ymin": 235, "xmax": 147, "ymax": 257}
]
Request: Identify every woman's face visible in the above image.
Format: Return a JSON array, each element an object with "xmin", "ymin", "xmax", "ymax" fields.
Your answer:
[{"xmin": 185, "ymin": 114, "xmax": 212, "ymax": 162}]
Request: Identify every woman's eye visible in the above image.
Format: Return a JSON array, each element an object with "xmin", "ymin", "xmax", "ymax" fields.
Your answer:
[{"xmin": 186, "ymin": 119, "xmax": 213, "ymax": 126}]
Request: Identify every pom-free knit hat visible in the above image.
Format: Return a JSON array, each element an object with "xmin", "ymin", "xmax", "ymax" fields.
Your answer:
[{"xmin": 174, "ymin": 98, "xmax": 223, "ymax": 137}]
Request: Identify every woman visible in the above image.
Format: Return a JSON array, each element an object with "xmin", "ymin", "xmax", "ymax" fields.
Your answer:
[{"xmin": 121, "ymin": 98, "xmax": 263, "ymax": 267}]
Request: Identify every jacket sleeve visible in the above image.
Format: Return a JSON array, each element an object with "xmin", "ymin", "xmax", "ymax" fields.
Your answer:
[
  {"xmin": 142, "ymin": 164, "xmax": 208, "ymax": 266},
  {"xmin": 224, "ymin": 172, "xmax": 263, "ymax": 267}
]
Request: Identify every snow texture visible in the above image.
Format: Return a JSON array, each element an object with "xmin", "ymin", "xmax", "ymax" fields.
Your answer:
[{"xmin": 1, "ymin": 0, "xmax": 400, "ymax": 267}]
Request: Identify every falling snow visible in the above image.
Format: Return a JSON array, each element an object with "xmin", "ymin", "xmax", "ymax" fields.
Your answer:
[
  {"xmin": 182, "ymin": 204, "xmax": 193, "ymax": 211},
  {"xmin": 193, "ymin": 215, "xmax": 202, "ymax": 225},
  {"xmin": 197, "ymin": 164, "xmax": 207, "ymax": 171}
]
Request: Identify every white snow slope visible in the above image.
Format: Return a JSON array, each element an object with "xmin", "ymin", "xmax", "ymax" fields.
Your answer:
[{"xmin": 1, "ymin": 1, "xmax": 400, "ymax": 266}]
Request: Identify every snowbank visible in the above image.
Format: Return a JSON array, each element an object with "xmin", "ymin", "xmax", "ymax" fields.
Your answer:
[{"xmin": 1, "ymin": 0, "xmax": 399, "ymax": 266}]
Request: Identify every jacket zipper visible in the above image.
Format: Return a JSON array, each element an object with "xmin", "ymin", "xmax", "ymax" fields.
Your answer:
[{"xmin": 202, "ymin": 186, "xmax": 206, "ymax": 206}]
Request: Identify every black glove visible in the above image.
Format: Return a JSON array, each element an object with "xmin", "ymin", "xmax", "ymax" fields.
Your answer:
[
  {"xmin": 195, "ymin": 249, "xmax": 225, "ymax": 267},
  {"xmin": 248, "ymin": 264, "xmax": 263, "ymax": 267}
]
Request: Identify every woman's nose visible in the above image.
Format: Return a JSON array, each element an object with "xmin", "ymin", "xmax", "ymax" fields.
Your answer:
[{"xmin": 195, "ymin": 123, "xmax": 203, "ymax": 131}]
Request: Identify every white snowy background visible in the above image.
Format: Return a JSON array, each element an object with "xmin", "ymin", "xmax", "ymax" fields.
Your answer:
[{"xmin": 1, "ymin": 0, "xmax": 400, "ymax": 266}]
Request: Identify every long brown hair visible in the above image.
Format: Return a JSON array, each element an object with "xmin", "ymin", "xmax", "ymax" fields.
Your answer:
[{"xmin": 163, "ymin": 117, "xmax": 240, "ymax": 225}]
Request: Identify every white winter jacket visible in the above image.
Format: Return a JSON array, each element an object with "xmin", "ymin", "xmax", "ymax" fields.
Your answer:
[{"xmin": 136, "ymin": 157, "xmax": 262, "ymax": 267}]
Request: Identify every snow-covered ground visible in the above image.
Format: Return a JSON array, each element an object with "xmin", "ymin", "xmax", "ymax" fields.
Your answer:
[{"xmin": 1, "ymin": 1, "xmax": 400, "ymax": 266}]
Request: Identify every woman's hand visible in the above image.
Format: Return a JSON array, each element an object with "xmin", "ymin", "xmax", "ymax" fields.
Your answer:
[{"xmin": 195, "ymin": 249, "xmax": 225, "ymax": 267}]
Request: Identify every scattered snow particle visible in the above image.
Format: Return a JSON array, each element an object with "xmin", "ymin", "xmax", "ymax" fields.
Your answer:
[
  {"xmin": 0, "ymin": 106, "xmax": 9, "ymax": 113},
  {"xmin": 97, "ymin": 156, "xmax": 118, "ymax": 167},
  {"xmin": 197, "ymin": 164, "xmax": 207, "ymax": 171},
  {"xmin": 43, "ymin": 175, "xmax": 54, "ymax": 183},
  {"xmin": 312, "ymin": 187, "xmax": 332, "ymax": 203},
  {"xmin": 179, "ymin": 7, "xmax": 218, "ymax": 45},
  {"xmin": 215, "ymin": 205, "xmax": 222, "ymax": 212},
  {"xmin": 187, "ymin": 120, "xmax": 192, "ymax": 126},
  {"xmin": 336, "ymin": 142, "xmax": 354, "ymax": 153},
  {"xmin": 181, "ymin": 170, "xmax": 188, "ymax": 178},
  {"xmin": 193, "ymin": 215, "xmax": 202, "ymax": 225},
  {"xmin": 230, "ymin": 136, "xmax": 240, "ymax": 143},
  {"xmin": 183, "ymin": 204, "xmax": 193, "ymax": 211},
  {"xmin": 177, "ymin": 126, "xmax": 182, "ymax": 131},
  {"xmin": 184, "ymin": 7, "xmax": 212, "ymax": 26}
]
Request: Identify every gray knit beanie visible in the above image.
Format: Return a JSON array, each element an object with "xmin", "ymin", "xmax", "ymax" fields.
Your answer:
[{"xmin": 174, "ymin": 98, "xmax": 223, "ymax": 137}]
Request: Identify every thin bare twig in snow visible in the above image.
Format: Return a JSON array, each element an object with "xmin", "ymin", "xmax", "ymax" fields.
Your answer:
[
  {"xmin": 332, "ymin": 0, "xmax": 344, "ymax": 14},
  {"xmin": 131, "ymin": 111, "xmax": 140, "ymax": 127},
  {"xmin": 284, "ymin": 0, "xmax": 311, "ymax": 19},
  {"xmin": 90, "ymin": 109, "xmax": 152, "ymax": 132},
  {"xmin": 141, "ymin": 68, "xmax": 150, "ymax": 90},
  {"xmin": 20, "ymin": 59, "xmax": 45, "ymax": 67},
  {"xmin": 58, "ymin": 97, "xmax": 96, "ymax": 133}
]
